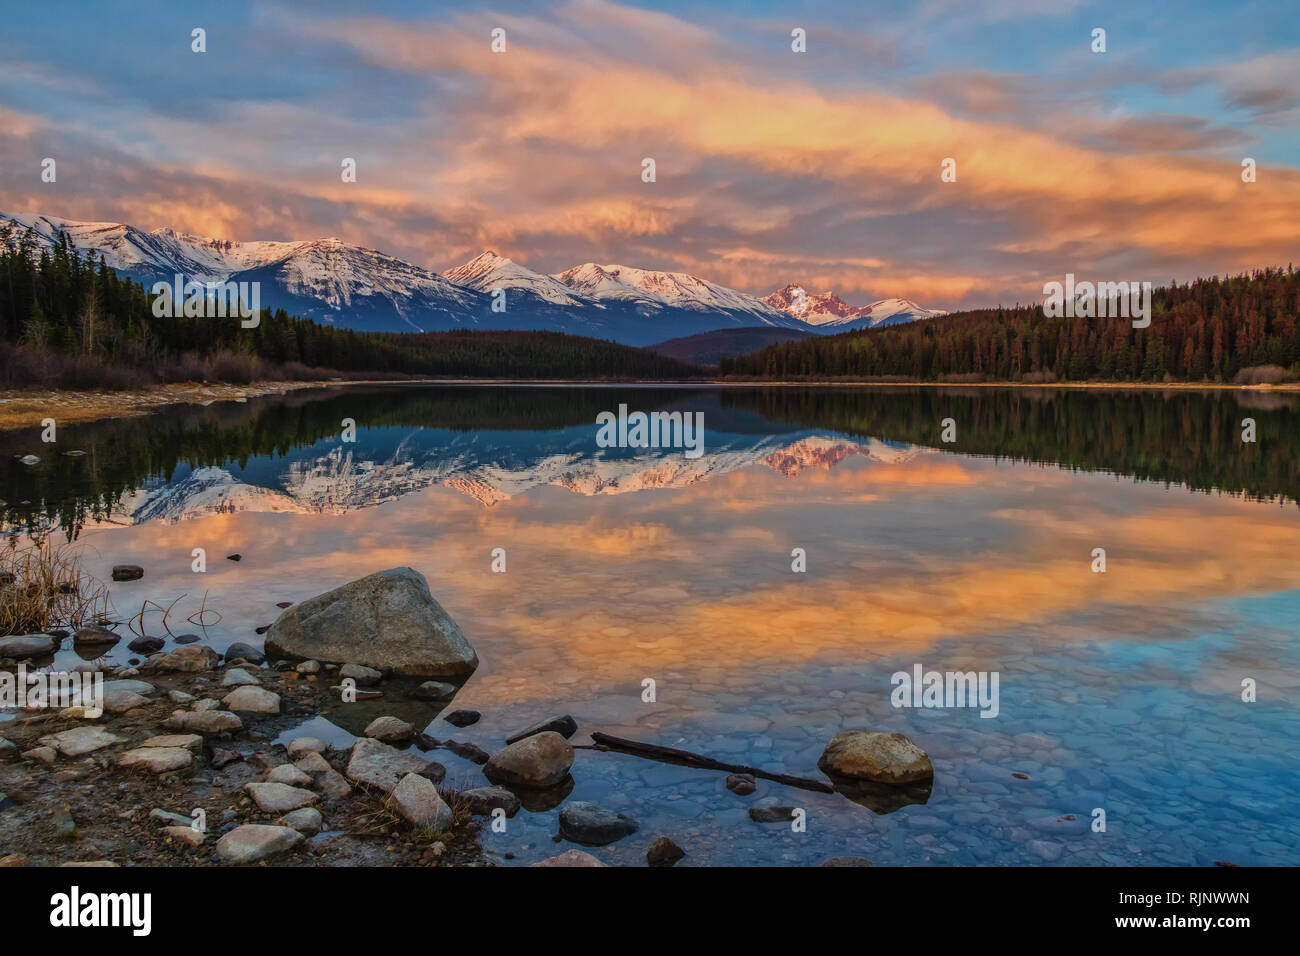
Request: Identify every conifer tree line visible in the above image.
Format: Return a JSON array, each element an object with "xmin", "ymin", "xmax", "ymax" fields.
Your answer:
[
  {"xmin": 722, "ymin": 269, "xmax": 1300, "ymax": 384},
  {"xmin": 0, "ymin": 223, "xmax": 702, "ymax": 386}
]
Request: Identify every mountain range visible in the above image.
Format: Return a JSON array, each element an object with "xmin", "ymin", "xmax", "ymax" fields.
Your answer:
[{"xmin": 0, "ymin": 212, "xmax": 945, "ymax": 347}]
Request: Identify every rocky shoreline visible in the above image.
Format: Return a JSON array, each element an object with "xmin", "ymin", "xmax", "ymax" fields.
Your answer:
[{"xmin": 0, "ymin": 567, "xmax": 934, "ymax": 868}]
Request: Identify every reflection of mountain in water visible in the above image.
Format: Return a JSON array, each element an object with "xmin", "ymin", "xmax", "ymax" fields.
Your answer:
[{"xmin": 117, "ymin": 433, "xmax": 923, "ymax": 521}]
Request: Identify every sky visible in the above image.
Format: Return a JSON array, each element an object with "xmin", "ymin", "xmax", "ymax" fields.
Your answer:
[{"xmin": 1, "ymin": 0, "xmax": 1298, "ymax": 310}]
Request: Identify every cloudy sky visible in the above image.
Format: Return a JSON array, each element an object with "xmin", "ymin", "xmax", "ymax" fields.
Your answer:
[{"xmin": 1, "ymin": 0, "xmax": 1297, "ymax": 309}]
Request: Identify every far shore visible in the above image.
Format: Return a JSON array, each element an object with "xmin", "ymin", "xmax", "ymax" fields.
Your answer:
[{"xmin": 2, "ymin": 375, "xmax": 1296, "ymax": 430}]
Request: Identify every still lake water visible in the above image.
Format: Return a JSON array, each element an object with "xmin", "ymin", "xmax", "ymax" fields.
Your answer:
[{"xmin": 4, "ymin": 385, "xmax": 1298, "ymax": 866}]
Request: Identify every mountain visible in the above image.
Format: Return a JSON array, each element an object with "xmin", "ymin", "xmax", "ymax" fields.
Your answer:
[
  {"xmin": 764, "ymin": 283, "xmax": 947, "ymax": 330},
  {"xmin": 0, "ymin": 211, "xmax": 942, "ymax": 345},
  {"xmin": 645, "ymin": 326, "xmax": 817, "ymax": 367}
]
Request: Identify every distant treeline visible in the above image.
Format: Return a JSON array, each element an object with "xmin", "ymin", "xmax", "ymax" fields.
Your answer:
[
  {"xmin": 0, "ymin": 223, "xmax": 704, "ymax": 387},
  {"xmin": 722, "ymin": 269, "xmax": 1300, "ymax": 383}
]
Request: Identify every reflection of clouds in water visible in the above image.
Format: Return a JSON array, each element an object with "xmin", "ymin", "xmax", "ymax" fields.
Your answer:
[{"xmin": 71, "ymin": 448, "xmax": 1300, "ymax": 716}]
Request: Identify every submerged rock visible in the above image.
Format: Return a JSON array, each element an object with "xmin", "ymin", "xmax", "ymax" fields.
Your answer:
[
  {"xmin": 647, "ymin": 836, "xmax": 685, "ymax": 866},
  {"xmin": 818, "ymin": 730, "xmax": 934, "ymax": 785},
  {"xmin": 532, "ymin": 849, "xmax": 607, "ymax": 867},
  {"xmin": 483, "ymin": 731, "xmax": 574, "ymax": 789},
  {"xmin": 726, "ymin": 773, "xmax": 757, "ymax": 796},
  {"xmin": 411, "ymin": 680, "xmax": 457, "ymax": 700},
  {"xmin": 264, "ymin": 567, "xmax": 478, "ymax": 678}
]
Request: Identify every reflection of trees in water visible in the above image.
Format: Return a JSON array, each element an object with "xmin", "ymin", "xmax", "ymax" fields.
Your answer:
[
  {"xmin": 2, "ymin": 384, "xmax": 1295, "ymax": 538},
  {"xmin": 724, "ymin": 387, "xmax": 1300, "ymax": 507}
]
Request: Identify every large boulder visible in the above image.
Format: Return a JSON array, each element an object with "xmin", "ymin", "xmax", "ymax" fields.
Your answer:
[
  {"xmin": 264, "ymin": 568, "xmax": 478, "ymax": 678},
  {"xmin": 817, "ymin": 731, "xmax": 934, "ymax": 785}
]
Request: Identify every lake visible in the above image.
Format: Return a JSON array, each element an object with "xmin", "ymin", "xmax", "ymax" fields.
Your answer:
[{"xmin": 4, "ymin": 384, "xmax": 1298, "ymax": 865}]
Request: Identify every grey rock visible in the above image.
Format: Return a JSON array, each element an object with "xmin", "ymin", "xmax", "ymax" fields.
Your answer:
[
  {"xmin": 345, "ymin": 737, "xmax": 435, "ymax": 794},
  {"xmin": 73, "ymin": 625, "xmax": 121, "ymax": 646},
  {"xmin": 148, "ymin": 809, "xmax": 193, "ymax": 828},
  {"xmin": 118, "ymin": 747, "xmax": 193, "ymax": 774},
  {"xmin": 0, "ymin": 635, "xmax": 56, "ymax": 659},
  {"xmin": 388, "ymin": 772, "xmax": 454, "ymax": 830},
  {"xmin": 411, "ymin": 680, "xmax": 457, "ymax": 700},
  {"xmin": 224, "ymin": 642, "xmax": 265, "ymax": 665},
  {"xmin": 163, "ymin": 710, "xmax": 243, "ymax": 735},
  {"xmin": 221, "ymin": 686, "xmax": 280, "ymax": 714},
  {"xmin": 506, "ymin": 714, "xmax": 578, "ymax": 744},
  {"xmin": 111, "ymin": 565, "xmax": 144, "ymax": 581},
  {"xmin": 443, "ymin": 709, "xmax": 480, "ymax": 727},
  {"xmin": 220, "ymin": 668, "xmax": 260, "ymax": 687},
  {"xmin": 214, "ymin": 824, "xmax": 303, "ymax": 864},
  {"xmin": 338, "ymin": 663, "xmax": 382, "ymax": 686},
  {"xmin": 37, "ymin": 727, "xmax": 125, "ymax": 758},
  {"xmin": 559, "ymin": 801, "xmax": 639, "ymax": 846},
  {"xmin": 287, "ymin": 737, "xmax": 327, "ymax": 759},
  {"xmin": 266, "ymin": 764, "xmax": 314, "ymax": 787},
  {"xmin": 245, "ymin": 782, "xmax": 318, "ymax": 813},
  {"xmin": 726, "ymin": 773, "xmax": 757, "ymax": 795},
  {"xmin": 458, "ymin": 786, "xmax": 521, "ymax": 817},
  {"xmin": 264, "ymin": 567, "xmax": 478, "ymax": 678},
  {"xmin": 364, "ymin": 716, "xmax": 414, "ymax": 743},
  {"xmin": 126, "ymin": 636, "xmax": 164, "ymax": 654},
  {"xmin": 279, "ymin": 807, "xmax": 323, "ymax": 835}
]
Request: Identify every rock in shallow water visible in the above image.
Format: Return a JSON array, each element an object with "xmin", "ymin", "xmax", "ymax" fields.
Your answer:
[
  {"xmin": 483, "ymin": 731, "xmax": 573, "ymax": 789},
  {"xmin": 364, "ymin": 716, "xmax": 414, "ymax": 743},
  {"xmin": 726, "ymin": 773, "xmax": 757, "ymax": 796},
  {"xmin": 558, "ymin": 801, "xmax": 639, "ymax": 846},
  {"xmin": 265, "ymin": 567, "xmax": 478, "ymax": 678},
  {"xmin": 0, "ymin": 635, "xmax": 56, "ymax": 659},
  {"xmin": 531, "ymin": 849, "xmax": 606, "ymax": 867},
  {"xmin": 817, "ymin": 730, "xmax": 934, "ymax": 785},
  {"xmin": 111, "ymin": 565, "xmax": 144, "ymax": 582},
  {"xmin": 506, "ymin": 714, "xmax": 578, "ymax": 744},
  {"xmin": 443, "ymin": 709, "xmax": 480, "ymax": 727},
  {"xmin": 458, "ymin": 786, "xmax": 520, "ymax": 817},
  {"xmin": 647, "ymin": 836, "xmax": 685, "ymax": 866}
]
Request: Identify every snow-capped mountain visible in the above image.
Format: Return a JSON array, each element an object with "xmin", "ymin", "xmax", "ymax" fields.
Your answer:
[
  {"xmin": 764, "ymin": 283, "xmax": 947, "ymax": 330},
  {"xmin": 443, "ymin": 251, "xmax": 588, "ymax": 308},
  {"xmin": 0, "ymin": 211, "xmax": 942, "ymax": 344},
  {"xmin": 552, "ymin": 263, "xmax": 798, "ymax": 328}
]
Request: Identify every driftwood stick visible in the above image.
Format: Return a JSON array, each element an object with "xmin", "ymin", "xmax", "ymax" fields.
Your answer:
[{"xmin": 589, "ymin": 731, "xmax": 835, "ymax": 794}]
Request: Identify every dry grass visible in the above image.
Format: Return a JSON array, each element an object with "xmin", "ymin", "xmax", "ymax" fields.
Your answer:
[{"xmin": 0, "ymin": 535, "xmax": 112, "ymax": 635}]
